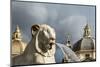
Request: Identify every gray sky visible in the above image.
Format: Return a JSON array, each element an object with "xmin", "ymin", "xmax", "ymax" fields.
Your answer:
[{"xmin": 11, "ymin": 1, "xmax": 96, "ymax": 45}]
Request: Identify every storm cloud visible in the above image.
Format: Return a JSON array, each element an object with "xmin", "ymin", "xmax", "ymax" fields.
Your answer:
[{"xmin": 11, "ymin": 1, "xmax": 96, "ymax": 44}]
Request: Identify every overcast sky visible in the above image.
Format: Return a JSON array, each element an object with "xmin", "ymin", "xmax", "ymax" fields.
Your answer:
[{"xmin": 11, "ymin": 1, "xmax": 96, "ymax": 45}]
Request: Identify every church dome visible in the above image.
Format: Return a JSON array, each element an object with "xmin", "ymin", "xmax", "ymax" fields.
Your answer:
[
  {"xmin": 12, "ymin": 25, "xmax": 26, "ymax": 57},
  {"xmin": 73, "ymin": 37, "xmax": 95, "ymax": 52},
  {"xmin": 12, "ymin": 40, "xmax": 25, "ymax": 55},
  {"xmin": 73, "ymin": 24, "xmax": 95, "ymax": 52}
]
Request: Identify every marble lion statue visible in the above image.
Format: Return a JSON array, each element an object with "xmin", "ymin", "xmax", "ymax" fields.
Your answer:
[{"xmin": 12, "ymin": 24, "xmax": 56, "ymax": 66}]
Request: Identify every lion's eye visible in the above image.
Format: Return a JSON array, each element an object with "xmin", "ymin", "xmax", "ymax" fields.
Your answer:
[
  {"xmin": 50, "ymin": 38, "xmax": 55, "ymax": 40},
  {"xmin": 49, "ymin": 43, "xmax": 54, "ymax": 45}
]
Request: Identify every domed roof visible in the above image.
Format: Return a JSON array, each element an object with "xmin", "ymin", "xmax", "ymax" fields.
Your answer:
[
  {"xmin": 12, "ymin": 40, "xmax": 24, "ymax": 55},
  {"xmin": 73, "ymin": 24, "xmax": 95, "ymax": 52},
  {"xmin": 12, "ymin": 25, "xmax": 26, "ymax": 56},
  {"xmin": 73, "ymin": 37, "xmax": 95, "ymax": 52}
]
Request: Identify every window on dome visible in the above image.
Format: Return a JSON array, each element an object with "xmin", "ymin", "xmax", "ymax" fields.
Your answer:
[{"xmin": 85, "ymin": 54, "xmax": 90, "ymax": 59}]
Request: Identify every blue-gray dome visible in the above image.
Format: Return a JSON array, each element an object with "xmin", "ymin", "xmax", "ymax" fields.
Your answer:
[
  {"xmin": 73, "ymin": 37, "xmax": 95, "ymax": 52},
  {"xmin": 73, "ymin": 24, "xmax": 95, "ymax": 52}
]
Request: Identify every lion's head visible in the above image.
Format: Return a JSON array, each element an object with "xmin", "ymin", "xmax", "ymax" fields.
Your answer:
[{"xmin": 31, "ymin": 24, "xmax": 56, "ymax": 57}]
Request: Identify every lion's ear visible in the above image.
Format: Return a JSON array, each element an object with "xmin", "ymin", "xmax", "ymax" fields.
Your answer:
[{"xmin": 31, "ymin": 24, "xmax": 40, "ymax": 36}]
